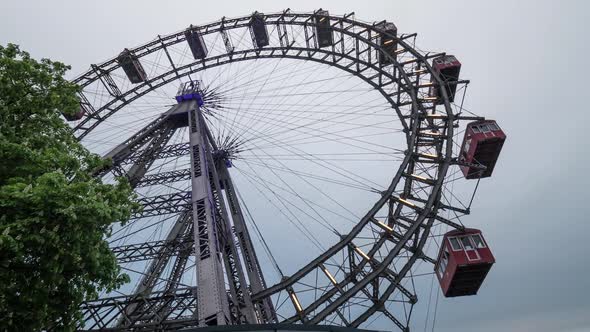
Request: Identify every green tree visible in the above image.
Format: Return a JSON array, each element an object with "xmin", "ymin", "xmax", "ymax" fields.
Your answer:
[{"xmin": 0, "ymin": 44, "xmax": 138, "ymax": 331}]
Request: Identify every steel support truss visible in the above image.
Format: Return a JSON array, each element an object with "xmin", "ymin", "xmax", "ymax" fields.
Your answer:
[
  {"xmin": 80, "ymin": 287, "xmax": 199, "ymax": 331},
  {"xmin": 83, "ymin": 94, "xmax": 280, "ymax": 329}
]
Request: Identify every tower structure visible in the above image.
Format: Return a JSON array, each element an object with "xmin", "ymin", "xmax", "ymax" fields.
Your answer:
[{"xmin": 180, "ymin": 80, "xmax": 273, "ymax": 325}]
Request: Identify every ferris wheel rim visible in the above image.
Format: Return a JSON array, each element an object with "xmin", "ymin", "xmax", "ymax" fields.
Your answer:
[
  {"xmin": 71, "ymin": 11, "xmax": 455, "ymax": 138},
  {"xmin": 72, "ymin": 10, "xmax": 465, "ymax": 330}
]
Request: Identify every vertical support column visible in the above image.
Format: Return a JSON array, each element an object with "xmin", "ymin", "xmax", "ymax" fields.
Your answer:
[
  {"xmin": 206, "ymin": 152, "xmax": 258, "ymax": 324},
  {"xmin": 188, "ymin": 101, "xmax": 230, "ymax": 326},
  {"xmin": 218, "ymin": 166, "xmax": 277, "ymax": 323},
  {"xmin": 202, "ymin": 122, "xmax": 275, "ymax": 323}
]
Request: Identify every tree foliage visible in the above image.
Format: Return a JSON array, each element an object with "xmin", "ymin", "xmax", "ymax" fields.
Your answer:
[{"xmin": 0, "ymin": 44, "xmax": 138, "ymax": 331}]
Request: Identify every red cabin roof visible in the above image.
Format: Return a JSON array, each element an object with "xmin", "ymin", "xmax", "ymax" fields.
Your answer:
[
  {"xmin": 435, "ymin": 228, "xmax": 495, "ymax": 297},
  {"xmin": 459, "ymin": 120, "xmax": 506, "ymax": 179}
]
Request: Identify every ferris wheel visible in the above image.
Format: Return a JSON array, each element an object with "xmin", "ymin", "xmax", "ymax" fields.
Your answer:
[{"xmin": 67, "ymin": 9, "xmax": 506, "ymax": 331}]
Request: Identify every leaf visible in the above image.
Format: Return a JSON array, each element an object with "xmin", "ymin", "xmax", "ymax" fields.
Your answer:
[{"xmin": 0, "ymin": 43, "xmax": 137, "ymax": 331}]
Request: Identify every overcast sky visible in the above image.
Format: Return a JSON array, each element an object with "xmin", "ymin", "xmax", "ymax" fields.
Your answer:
[{"xmin": 2, "ymin": 0, "xmax": 589, "ymax": 331}]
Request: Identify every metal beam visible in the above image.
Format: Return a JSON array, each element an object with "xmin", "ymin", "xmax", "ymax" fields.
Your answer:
[
  {"xmin": 92, "ymin": 64, "xmax": 122, "ymax": 98},
  {"xmin": 81, "ymin": 287, "xmax": 198, "ymax": 331},
  {"xmin": 204, "ymin": 122, "xmax": 276, "ymax": 323},
  {"xmin": 204, "ymin": 142, "xmax": 257, "ymax": 324},
  {"xmin": 218, "ymin": 165, "xmax": 276, "ymax": 323},
  {"xmin": 187, "ymin": 98, "xmax": 231, "ymax": 326},
  {"xmin": 135, "ymin": 169, "xmax": 191, "ymax": 188},
  {"xmin": 116, "ymin": 211, "xmax": 192, "ymax": 328},
  {"xmin": 112, "ymin": 237, "xmax": 193, "ymax": 263},
  {"xmin": 126, "ymin": 123, "xmax": 177, "ymax": 187},
  {"xmin": 94, "ymin": 104, "xmax": 183, "ymax": 177},
  {"xmin": 124, "ymin": 143, "xmax": 190, "ymax": 165},
  {"xmin": 133, "ymin": 191, "xmax": 191, "ymax": 219}
]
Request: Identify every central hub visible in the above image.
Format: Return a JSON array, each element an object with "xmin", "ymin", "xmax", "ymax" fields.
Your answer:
[{"xmin": 212, "ymin": 149, "xmax": 233, "ymax": 168}]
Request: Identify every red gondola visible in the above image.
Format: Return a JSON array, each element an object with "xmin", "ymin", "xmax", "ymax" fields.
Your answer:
[
  {"xmin": 435, "ymin": 228, "xmax": 495, "ymax": 297},
  {"xmin": 459, "ymin": 120, "xmax": 506, "ymax": 179},
  {"xmin": 249, "ymin": 12, "xmax": 269, "ymax": 48},
  {"xmin": 429, "ymin": 55, "xmax": 461, "ymax": 104},
  {"xmin": 375, "ymin": 21, "xmax": 398, "ymax": 66},
  {"xmin": 314, "ymin": 10, "xmax": 333, "ymax": 48},
  {"xmin": 185, "ymin": 25, "xmax": 208, "ymax": 60},
  {"xmin": 117, "ymin": 49, "xmax": 147, "ymax": 84},
  {"xmin": 62, "ymin": 107, "xmax": 85, "ymax": 121}
]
